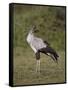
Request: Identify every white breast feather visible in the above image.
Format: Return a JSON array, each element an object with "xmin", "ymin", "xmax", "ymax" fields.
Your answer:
[{"xmin": 27, "ymin": 31, "xmax": 47, "ymax": 53}]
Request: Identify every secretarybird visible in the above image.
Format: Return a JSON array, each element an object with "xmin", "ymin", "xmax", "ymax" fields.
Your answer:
[{"xmin": 26, "ymin": 25, "xmax": 59, "ymax": 72}]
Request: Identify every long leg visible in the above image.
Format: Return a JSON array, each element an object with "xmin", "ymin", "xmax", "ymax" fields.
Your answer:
[
  {"xmin": 35, "ymin": 51, "xmax": 40, "ymax": 72},
  {"xmin": 36, "ymin": 60, "xmax": 40, "ymax": 72}
]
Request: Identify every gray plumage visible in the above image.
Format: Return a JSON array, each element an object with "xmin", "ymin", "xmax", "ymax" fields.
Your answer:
[
  {"xmin": 27, "ymin": 26, "xmax": 47, "ymax": 53},
  {"xmin": 27, "ymin": 26, "xmax": 59, "ymax": 62}
]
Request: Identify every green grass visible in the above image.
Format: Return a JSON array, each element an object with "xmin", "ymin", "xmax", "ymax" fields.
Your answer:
[
  {"xmin": 13, "ymin": 47, "xmax": 65, "ymax": 86},
  {"xmin": 13, "ymin": 5, "xmax": 66, "ymax": 51}
]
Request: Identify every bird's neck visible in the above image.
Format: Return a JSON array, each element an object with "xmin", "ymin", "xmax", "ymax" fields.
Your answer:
[
  {"xmin": 27, "ymin": 30, "xmax": 34, "ymax": 43},
  {"xmin": 28, "ymin": 30, "xmax": 34, "ymax": 37}
]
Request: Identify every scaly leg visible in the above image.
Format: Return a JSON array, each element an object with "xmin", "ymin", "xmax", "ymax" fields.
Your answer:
[{"xmin": 36, "ymin": 60, "xmax": 40, "ymax": 73}]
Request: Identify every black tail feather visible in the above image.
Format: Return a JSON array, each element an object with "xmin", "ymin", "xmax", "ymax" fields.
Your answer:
[
  {"xmin": 39, "ymin": 46, "xmax": 59, "ymax": 62},
  {"xmin": 51, "ymin": 51, "xmax": 59, "ymax": 63}
]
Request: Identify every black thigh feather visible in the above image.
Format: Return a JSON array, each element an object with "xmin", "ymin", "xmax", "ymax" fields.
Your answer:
[{"xmin": 35, "ymin": 51, "xmax": 40, "ymax": 60}]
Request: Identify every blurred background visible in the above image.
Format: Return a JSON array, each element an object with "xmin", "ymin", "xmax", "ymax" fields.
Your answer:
[{"xmin": 13, "ymin": 4, "xmax": 66, "ymax": 51}]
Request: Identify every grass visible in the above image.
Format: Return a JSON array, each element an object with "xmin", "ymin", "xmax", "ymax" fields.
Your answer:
[
  {"xmin": 12, "ymin": 4, "xmax": 66, "ymax": 86},
  {"xmin": 13, "ymin": 47, "xmax": 65, "ymax": 86},
  {"xmin": 13, "ymin": 5, "xmax": 66, "ymax": 51}
]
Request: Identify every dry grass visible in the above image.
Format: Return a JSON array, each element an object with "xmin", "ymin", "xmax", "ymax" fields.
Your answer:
[{"xmin": 13, "ymin": 47, "xmax": 66, "ymax": 86}]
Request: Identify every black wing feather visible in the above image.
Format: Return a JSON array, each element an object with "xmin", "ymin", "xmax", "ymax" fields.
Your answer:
[
  {"xmin": 39, "ymin": 46, "xmax": 59, "ymax": 62},
  {"xmin": 44, "ymin": 40, "xmax": 50, "ymax": 46}
]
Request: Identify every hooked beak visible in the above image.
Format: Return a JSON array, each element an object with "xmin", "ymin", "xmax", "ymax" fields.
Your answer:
[{"xmin": 34, "ymin": 29, "xmax": 39, "ymax": 33}]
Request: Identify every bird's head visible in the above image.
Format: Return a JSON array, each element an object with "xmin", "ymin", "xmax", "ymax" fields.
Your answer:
[{"xmin": 32, "ymin": 25, "xmax": 39, "ymax": 33}]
